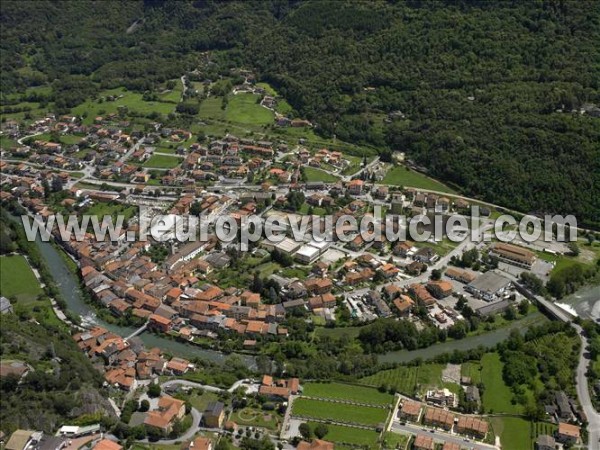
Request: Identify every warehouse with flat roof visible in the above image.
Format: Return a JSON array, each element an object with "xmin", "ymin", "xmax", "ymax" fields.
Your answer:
[{"xmin": 466, "ymin": 270, "xmax": 512, "ymax": 302}]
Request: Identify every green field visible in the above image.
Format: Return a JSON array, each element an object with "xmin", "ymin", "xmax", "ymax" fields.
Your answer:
[
  {"xmin": 0, "ymin": 255, "xmax": 43, "ymax": 303},
  {"xmin": 461, "ymin": 361, "xmax": 483, "ymax": 384},
  {"xmin": 314, "ymin": 326, "xmax": 362, "ymax": 340},
  {"xmin": 233, "ymin": 407, "xmax": 282, "ymax": 430},
  {"xmin": 489, "ymin": 417, "xmax": 557, "ymax": 450},
  {"xmin": 187, "ymin": 391, "xmax": 219, "ymax": 411},
  {"xmin": 307, "ymin": 422, "xmax": 379, "ymax": 447},
  {"xmin": 292, "ymin": 398, "xmax": 388, "ymax": 426},
  {"xmin": 303, "ymin": 166, "xmax": 340, "ymax": 183},
  {"xmin": 359, "ymin": 363, "xmax": 448, "ymax": 396},
  {"xmin": 71, "ymin": 88, "xmax": 177, "ymax": 124},
  {"xmin": 382, "ymin": 165, "xmax": 456, "ymax": 193},
  {"xmin": 226, "ymin": 93, "xmax": 274, "ymax": 125},
  {"xmin": 86, "ymin": 202, "xmax": 137, "ymax": 221},
  {"xmin": 198, "ymin": 97, "xmax": 226, "ymax": 121},
  {"xmin": 302, "ymin": 382, "xmax": 394, "ymax": 406},
  {"xmin": 142, "ymin": 154, "xmax": 182, "ymax": 169},
  {"xmin": 480, "ymin": 353, "xmax": 521, "ymax": 414}
]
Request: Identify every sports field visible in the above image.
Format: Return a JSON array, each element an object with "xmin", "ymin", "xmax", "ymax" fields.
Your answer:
[{"xmin": 142, "ymin": 154, "xmax": 182, "ymax": 169}]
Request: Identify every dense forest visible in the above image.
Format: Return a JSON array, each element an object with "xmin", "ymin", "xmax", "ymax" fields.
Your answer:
[{"xmin": 1, "ymin": 0, "xmax": 599, "ymax": 226}]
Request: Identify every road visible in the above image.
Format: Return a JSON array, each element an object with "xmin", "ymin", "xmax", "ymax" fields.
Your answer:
[
  {"xmin": 573, "ymin": 324, "xmax": 600, "ymax": 450},
  {"xmin": 135, "ymin": 406, "xmax": 202, "ymax": 444},
  {"xmin": 389, "ymin": 422, "xmax": 497, "ymax": 450},
  {"xmin": 161, "ymin": 377, "xmax": 254, "ymax": 394}
]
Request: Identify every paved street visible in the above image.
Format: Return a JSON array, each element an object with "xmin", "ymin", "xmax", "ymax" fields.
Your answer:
[
  {"xmin": 573, "ymin": 324, "xmax": 600, "ymax": 450},
  {"xmin": 389, "ymin": 422, "xmax": 497, "ymax": 450}
]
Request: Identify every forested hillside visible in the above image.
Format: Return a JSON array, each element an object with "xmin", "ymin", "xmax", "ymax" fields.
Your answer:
[{"xmin": 2, "ymin": 0, "xmax": 599, "ymax": 226}]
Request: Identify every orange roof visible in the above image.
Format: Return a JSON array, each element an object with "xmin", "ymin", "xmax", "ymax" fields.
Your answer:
[
  {"xmin": 262, "ymin": 375, "xmax": 274, "ymax": 386},
  {"xmin": 94, "ymin": 439, "xmax": 123, "ymax": 450},
  {"xmin": 149, "ymin": 314, "xmax": 172, "ymax": 325},
  {"xmin": 558, "ymin": 422, "xmax": 581, "ymax": 438},
  {"xmin": 297, "ymin": 440, "xmax": 334, "ymax": 450}
]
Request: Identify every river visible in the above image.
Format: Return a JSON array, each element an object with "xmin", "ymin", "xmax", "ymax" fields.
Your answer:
[
  {"xmin": 24, "ymin": 211, "xmax": 597, "ymax": 369},
  {"xmin": 377, "ymin": 311, "xmax": 548, "ymax": 364},
  {"xmin": 558, "ymin": 284, "xmax": 600, "ymax": 320},
  {"xmin": 28, "ymin": 222, "xmax": 252, "ymax": 365}
]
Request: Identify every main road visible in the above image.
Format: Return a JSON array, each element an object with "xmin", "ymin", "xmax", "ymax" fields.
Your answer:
[{"xmin": 573, "ymin": 323, "xmax": 600, "ymax": 450}]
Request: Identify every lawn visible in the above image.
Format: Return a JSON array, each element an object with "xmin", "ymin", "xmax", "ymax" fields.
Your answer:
[
  {"xmin": 298, "ymin": 203, "xmax": 327, "ymax": 215},
  {"xmin": 303, "ymin": 167, "xmax": 340, "ymax": 183},
  {"xmin": 142, "ymin": 154, "xmax": 182, "ymax": 169},
  {"xmin": 0, "ymin": 255, "xmax": 43, "ymax": 303},
  {"xmin": 382, "ymin": 432, "xmax": 410, "ymax": 449},
  {"xmin": 480, "ymin": 352, "xmax": 521, "ymax": 414},
  {"xmin": 307, "ymin": 422, "xmax": 380, "ymax": 447},
  {"xmin": 302, "ymin": 382, "xmax": 394, "ymax": 406},
  {"xmin": 489, "ymin": 417, "xmax": 555, "ymax": 450},
  {"xmin": 292, "ymin": 398, "xmax": 388, "ymax": 426},
  {"xmin": 382, "ymin": 165, "xmax": 456, "ymax": 193},
  {"xmin": 86, "ymin": 202, "xmax": 137, "ymax": 221},
  {"xmin": 232, "ymin": 407, "xmax": 282, "ymax": 431},
  {"xmin": 314, "ymin": 326, "xmax": 362, "ymax": 340},
  {"xmin": 461, "ymin": 361, "xmax": 483, "ymax": 384},
  {"xmin": 188, "ymin": 391, "xmax": 219, "ymax": 411}
]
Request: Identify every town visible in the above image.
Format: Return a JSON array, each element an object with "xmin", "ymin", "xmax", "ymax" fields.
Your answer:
[{"xmin": 1, "ymin": 64, "xmax": 599, "ymax": 450}]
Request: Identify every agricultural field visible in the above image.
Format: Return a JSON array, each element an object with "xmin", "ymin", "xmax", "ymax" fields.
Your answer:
[
  {"xmin": 359, "ymin": 363, "xmax": 450, "ymax": 396},
  {"xmin": 306, "ymin": 422, "xmax": 380, "ymax": 447},
  {"xmin": 302, "ymin": 382, "xmax": 394, "ymax": 406},
  {"xmin": 303, "ymin": 166, "xmax": 340, "ymax": 183},
  {"xmin": 292, "ymin": 398, "xmax": 388, "ymax": 426},
  {"xmin": 142, "ymin": 154, "xmax": 182, "ymax": 169},
  {"xmin": 382, "ymin": 165, "xmax": 456, "ymax": 193},
  {"xmin": 0, "ymin": 255, "xmax": 43, "ymax": 303}
]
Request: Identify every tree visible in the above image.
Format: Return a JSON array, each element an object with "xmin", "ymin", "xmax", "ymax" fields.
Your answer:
[
  {"xmin": 298, "ymin": 423, "xmax": 311, "ymax": 439},
  {"xmin": 148, "ymin": 383, "xmax": 161, "ymax": 398},
  {"xmin": 313, "ymin": 424, "xmax": 329, "ymax": 439},
  {"xmin": 431, "ymin": 269, "xmax": 442, "ymax": 280},
  {"xmin": 139, "ymin": 399, "xmax": 150, "ymax": 412},
  {"xmin": 517, "ymin": 300, "xmax": 529, "ymax": 315}
]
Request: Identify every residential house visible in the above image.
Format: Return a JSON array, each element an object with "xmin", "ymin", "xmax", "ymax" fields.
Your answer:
[
  {"xmin": 203, "ymin": 402, "xmax": 225, "ymax": 428},
  {"xmin": 144, "ymin": 395, "xmax": 186, "ymax": 433},
  {"xmin": 398, "ymin": 401, "xmax": 421, "ymax": 422},
  {"xmin": 413, "ymin": 435, "xmax": 434, "ymax": 450},
  {"xmin": 535, "ymin": 435, "xmax": 556, "ymax": 450},
  {"xmin": 297, "ymin": 440, "xmax": 334, "ymax": 450},
  {"xmin": 423, "ymin": 408, "xmax": 454, "ymax": 431},
  {"xmin": 555, "ymin": 422, "xmax": 580, "ymax": 445},
  {"xmin": 456, "ymin": 416, "xmax": 489, "ymax": 439}
]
